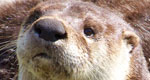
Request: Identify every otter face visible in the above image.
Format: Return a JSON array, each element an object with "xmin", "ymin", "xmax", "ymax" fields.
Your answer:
[{"xmin": 16, "ymin": 0, "xmax": 140, "ymax": 80}]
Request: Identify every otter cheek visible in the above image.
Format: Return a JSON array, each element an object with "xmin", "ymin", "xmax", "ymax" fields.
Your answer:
[
  {"xmin": 17, "ymin": 31, "xmax": 39, "ymax": 64},
  {"xmin": 16, "ymin": 33, "xmax": 29, "ymax": 62}
]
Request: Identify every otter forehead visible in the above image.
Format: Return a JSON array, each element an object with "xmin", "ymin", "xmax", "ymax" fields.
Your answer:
[{"xmin": 24, "ymin": 0, "xmax": 129, "ymax": 34}]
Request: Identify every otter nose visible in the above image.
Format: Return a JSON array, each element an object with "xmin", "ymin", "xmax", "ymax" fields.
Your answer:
[{"xmin": 33, "ymin": 19, "xmax": 67, "ymax": 42}]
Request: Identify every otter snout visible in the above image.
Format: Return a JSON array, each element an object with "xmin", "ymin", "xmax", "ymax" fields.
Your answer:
[{"xmin": 32, "ymin": 18, "xmax": 67, "ymax": 42}]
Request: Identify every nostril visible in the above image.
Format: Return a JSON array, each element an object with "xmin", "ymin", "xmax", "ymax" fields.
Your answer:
[
  {"xmin": 55, "ymin": 33, "xmax": 67, "ymax": 40},
  {"xmin": 34, "ymin": 26, "xmax": 42, "ymax": 37}
]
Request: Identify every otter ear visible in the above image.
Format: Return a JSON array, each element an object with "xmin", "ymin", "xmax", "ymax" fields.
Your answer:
[{"xmin": 123, "ymin": 31, "xmax": 140, "ymax": 52}]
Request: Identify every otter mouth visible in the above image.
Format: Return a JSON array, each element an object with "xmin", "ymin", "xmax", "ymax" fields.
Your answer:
[{"xmin": 33, "ymin": 53, "xmax": 52, "ymax": 59}]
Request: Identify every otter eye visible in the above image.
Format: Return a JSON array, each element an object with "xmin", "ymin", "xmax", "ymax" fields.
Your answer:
[{"xmin": 84, "ymin": 28, "xmax": 95, "ymax": 37}]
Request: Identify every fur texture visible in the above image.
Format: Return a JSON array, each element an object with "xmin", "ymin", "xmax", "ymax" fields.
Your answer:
[{"xmin": 0, "ymin": 0, "xmax": 150, "ymax": 80}]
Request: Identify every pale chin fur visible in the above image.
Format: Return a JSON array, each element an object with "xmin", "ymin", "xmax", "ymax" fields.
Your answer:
[{"xmin": 17, "ymin": 35, "xmax": 131, "ymax": 80}]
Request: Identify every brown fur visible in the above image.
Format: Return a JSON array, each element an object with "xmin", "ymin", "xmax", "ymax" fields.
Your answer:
[
  {"xmin": 86, "ymin": 0, "xmax": 150, "ymax": 79},
  {"xmin": 0, "ymin": 0, "xmax": 150, "ymax": 80},
  {"xmin": 84, "ymin": 0, "xmax": 150, "ymax": 71}
]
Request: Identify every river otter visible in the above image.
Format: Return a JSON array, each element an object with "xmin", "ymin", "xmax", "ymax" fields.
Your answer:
[{"xmin": 0, "ymin": 0, "xmax": 150, "ymax": 80}]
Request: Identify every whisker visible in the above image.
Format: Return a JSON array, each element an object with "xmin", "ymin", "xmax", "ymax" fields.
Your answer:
[
  {"xmin": 0, "ymin": 46, "xmax": 16, "ymax": 57},
  {"xmin": 14, "ymin": 58, "xmax": 18, "ymax": 64},
  {"xmin": 0, "ymin": 40, "xmax": 17, "ymax": 50},
  {"xmin": 8, "ymin": 51, "xmax": 17, "ymax": 61},
  {"xmin": 0, "ymin": 40, "xmax": 12, "ymax": 45},
  {"xmin": 0, "ymin": 36, "xmax": 13, "ymax": 39}
]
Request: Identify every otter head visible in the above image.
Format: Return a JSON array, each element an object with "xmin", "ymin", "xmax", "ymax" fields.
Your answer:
[{"xmin": 16, "ymin": 0, "xmax": 140, "ymax": 80}]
